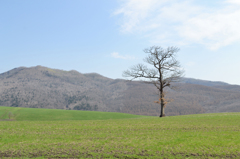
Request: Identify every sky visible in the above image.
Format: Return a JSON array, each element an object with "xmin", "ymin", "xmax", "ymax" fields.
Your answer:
[{"xmin": 1, "ymin": 0, "xmax": 240, "ymax": 85}]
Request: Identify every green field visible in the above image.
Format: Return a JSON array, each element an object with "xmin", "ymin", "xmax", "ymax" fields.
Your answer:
[
  {"xmin": 0, "ymin": 106, "xmax": 240, "ymax": 158},
  {"xmin": 0, "ymin": 106, "xmax": 146, "ymax": 121}
]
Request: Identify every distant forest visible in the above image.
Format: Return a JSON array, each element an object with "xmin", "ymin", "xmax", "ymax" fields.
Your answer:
[{"xmin": 0, "ymin": 66, "xmax": 240, "ymax": 116}]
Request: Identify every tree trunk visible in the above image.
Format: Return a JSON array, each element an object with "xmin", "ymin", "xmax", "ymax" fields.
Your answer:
[
  {"xmin": 159, "ymin": 91, "xmax": 165, "ymax": 117},
  {"xmin": 160, "ymin": 103, "xmax": 165, "ymax": 117}
]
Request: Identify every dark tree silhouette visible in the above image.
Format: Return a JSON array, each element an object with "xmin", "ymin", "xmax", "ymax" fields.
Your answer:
[{"xmin": 123, "ymin": 46, "xmax": 184, "ymax": 117}]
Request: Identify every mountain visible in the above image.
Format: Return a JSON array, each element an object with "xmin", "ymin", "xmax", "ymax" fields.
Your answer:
[
  {"xmin": 180, "ymin": 77, "xmax": 229, "ymax": 87},
  {"xmin": 0, "ymin": 66, "xmax": 240, "ymax": 116}
]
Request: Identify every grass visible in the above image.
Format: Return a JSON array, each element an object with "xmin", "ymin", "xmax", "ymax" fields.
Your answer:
[
  {"xmin": 0, "ymin": 106, "xmax": 240, "ymax": 158},
  {"xmin": 0, "ymin": 106, "xmax": 146, "ymax": 121}
]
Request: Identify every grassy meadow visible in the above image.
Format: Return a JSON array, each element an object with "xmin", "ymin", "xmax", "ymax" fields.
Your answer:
[
  {"xmin": 0, "ymin": 106, "xmax": 146, "ymax": 121},
  {"xmin": 0, "ymin": 106, "xmax": 240, "ymax": 158}
]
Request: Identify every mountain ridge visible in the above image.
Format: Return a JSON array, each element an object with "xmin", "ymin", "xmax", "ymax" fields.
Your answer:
[{"xmin": 0, "ymin": 66, "xmax": 239, "ymax": 116}]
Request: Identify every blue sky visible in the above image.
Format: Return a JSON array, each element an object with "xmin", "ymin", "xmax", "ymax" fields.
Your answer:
[{"xmin": 1, "ymin": 0, "xmax": 240, "ymax": 85}]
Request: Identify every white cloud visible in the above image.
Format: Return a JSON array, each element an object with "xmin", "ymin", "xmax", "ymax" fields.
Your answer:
[
  {"xmin": 114, "ymin": 0, "xmax": 240, "ymax": 50},
  {"xmin": 111, "ymin": 52, "xmax": 135, "ymax": 60},
  {"xmin": 114, "ymin": 0, "xmax": 163, "ymax": 32},
  {"xmin": 226, "ymin": 0, "xmax": 240, "ymax": 5}
]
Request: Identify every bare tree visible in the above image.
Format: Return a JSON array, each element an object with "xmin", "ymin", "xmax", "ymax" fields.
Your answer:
[{"xmin": 123, "ymin": 46, "xmax": 184, "ymax": 117}]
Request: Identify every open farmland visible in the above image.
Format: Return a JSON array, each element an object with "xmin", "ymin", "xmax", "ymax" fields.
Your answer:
[
  {"xmin": 0, "ymin": 107, "xmax": 240, "ymax": 158},
  {"xmin": 0, "ymin": 106, "xmax": 146, "ymax": 121}
]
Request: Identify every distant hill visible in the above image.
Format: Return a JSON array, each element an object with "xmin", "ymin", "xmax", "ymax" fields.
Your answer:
[
  {"xmin": 0, "ymin": 66, "xmax": 240, "ymax": 116},
  {"xmin": 180, "ymin": 77, "xmax": 229, "ymax": 87}
]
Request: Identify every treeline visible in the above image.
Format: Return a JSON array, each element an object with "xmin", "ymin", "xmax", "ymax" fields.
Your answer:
[
  {"xmin": 73, "ymin": 103, "xmax": 98, "ymax": 111},
  {"xmin": 64, "ymin": 95, "xmax": 89, "ymax": 105}
]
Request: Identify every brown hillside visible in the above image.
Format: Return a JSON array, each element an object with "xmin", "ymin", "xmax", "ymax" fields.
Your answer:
[{"xmin": 0, "ymin": 66, "xmax": 239, "ymax": 116}]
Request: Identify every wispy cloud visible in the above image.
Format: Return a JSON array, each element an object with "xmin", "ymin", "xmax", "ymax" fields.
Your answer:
[
  {"xmin": 227, "ymin": 0, "xmax": 240, "ymax": 5},
  {"xmin": 111, "ymin": 52, "xmax": 135, "ymax": 60},
  {"xmin": 114, "ymin": 0, "xmax": 240, "ymax": 50}
]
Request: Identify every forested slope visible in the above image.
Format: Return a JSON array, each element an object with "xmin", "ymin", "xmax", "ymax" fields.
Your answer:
[{"xmin": 0, "ymin": 66, "xmax": 239, "ymax": 116}]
